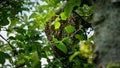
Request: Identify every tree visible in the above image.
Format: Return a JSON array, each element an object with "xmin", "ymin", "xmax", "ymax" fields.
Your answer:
[
  {"xmin": 45, "ymin": 0, "xmax": 93, "ymax": 68},
  {"xmin": 93, "ymin": 0, "xmax": 120, "ymax": 68},
  {"xmin": 0, "ymin": 0, "xmax": 94, "ymax": 68}
]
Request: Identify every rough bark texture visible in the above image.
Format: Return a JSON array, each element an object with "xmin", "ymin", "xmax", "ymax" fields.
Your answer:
[{"xmin": 93, "ymin": 0, "xmax": 120, "ymax": 68}]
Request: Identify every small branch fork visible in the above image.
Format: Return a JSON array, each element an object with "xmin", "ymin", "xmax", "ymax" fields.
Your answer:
[{"xmin": 0, "ymin": 34, "xmax": 17, "ymax": 55}]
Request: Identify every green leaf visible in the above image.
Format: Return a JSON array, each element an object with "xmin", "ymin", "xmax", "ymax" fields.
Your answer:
[
  {"xmin": 75, "ymin": 4, "xmax": 93, "ymax": 20},
  {"xmin": 0, "ymin": 18, "xmax": 9, "ymax": 26},
  {"xmin": 9, "ymin": 18, "xmax": 18, "ymax": 29},
  {"xmin": 62, "ymin": 37, "xmax": 72, "ymax": 45},
  {"xmin": 24, "ymin": 14, "xmax": 28, "ymax": 22},
  {"xmin": 75, "ymin": 34, "xmax": 81, "ymax": 40},
  {"xmin": 15, "ymin": 34, "xmax": 24, "ymax": 41},
  {"xmin": 9, "ymin": 36, "xmax": 16, "ymax": 40},
  {"xmin": 0, "ymin": 40, "xmax": 4, "ymax": 47},
  {"xmin": 14, "ymin": 27, "xmax": 26, "ymax": 34},
  {"xmin": 16, "ymin": 59, "xmax": 25, "ymax": 67},
  {"xmin": 65, "ymin": 25, "xmax": 75, "ymax": 34},
  {"xmin": 69, "ymin": 51, "xmax": 80, "ymax": 62},
  {"xmin": 60, "ymin": 12, "xmax": 67, "ymax": 20},
  {"xmin": 54, "ymin": 21, "xmax": 61, "ymax": 29},
  {"xmin": 0, "ymin": 55, "xmax": 5, "ymax": 64},
  {"xmin": 0, "ymin": 51, "xmax": 11, "ymax": 64},
  {"xmin": 64, "ymin": 4, "xmax": 73, "ymax": 18},
  {"xmin": 53, "ymin": 37, "xmax": 59, "ymax": 43},
  {"xmin": 29, "ymin": 13, "xmax": 36, "ymax": 19},
  {"xmin": 64, "ymin": 0, "xmax": 81, "ymax": 17},
  {"xmin": 33, "ymin": 61, "xmax": 41, "ymax": 68},
  {"xmin": 56, "ymin": 42, "xmax": 67, "ymax": 54},
  {"xmin": 75, "ymin": 34, "xmax": 87, "ymax": 40}
]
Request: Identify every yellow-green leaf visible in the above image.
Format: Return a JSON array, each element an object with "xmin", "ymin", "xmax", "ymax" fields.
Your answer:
[
  {"xmin": 69, "ymin": 51, "xmax": 80, "ymax": 62},
  {"xmin": 54, "ymin": 21, "xmax": 61, "ymax": 29},
  {"xmin": 60, "ymin": 12, "xmax": 67, "ymax": 20}
]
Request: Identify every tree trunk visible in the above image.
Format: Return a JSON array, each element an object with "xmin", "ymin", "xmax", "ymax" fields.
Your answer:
[{"xmin": 93, "ymin": 0, "xmax": 120, "ymax": 68}]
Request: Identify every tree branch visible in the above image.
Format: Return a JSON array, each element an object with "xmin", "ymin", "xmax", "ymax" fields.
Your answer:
[
  {"xmin": 0, "ymin": 34, "xmax": 13, "ymax": 48},
  {"xmin": 0, "ymin": 34, "xmax": 18, "ymax": 55}
]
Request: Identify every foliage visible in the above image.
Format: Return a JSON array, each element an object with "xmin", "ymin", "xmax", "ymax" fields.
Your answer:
[{"xmin": 0, "ymin": 0, "xmax": 94, "ymax": 68}]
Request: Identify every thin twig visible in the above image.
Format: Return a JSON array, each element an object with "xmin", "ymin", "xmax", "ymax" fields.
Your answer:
[
  {"xmin": 0, "ymin": 34, "xmax": 14, "ymax": 49},
  {"xmin": 0, "ymin": 34, "xmax": 17, "ymax": 55},
  {"xmin": 70, "ymin": 28, "xmax": 81, "ymax": 38}
]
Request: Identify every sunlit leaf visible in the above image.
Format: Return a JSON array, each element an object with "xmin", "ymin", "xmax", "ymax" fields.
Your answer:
[
  {"xmin": 65, "ymin": 25, "xmax": 75, "ymax": 34},
  {"xmin": 69, "ymin": 51, "xmax": 80, "ymax": 62},
  {"xmin": 29, "ymin": 13, "xmax": 36, "ymax": 19},
  {"xmin": 54, "ymin": 21, "xmax": 61, "ymax": 29},
  {"xmin": 79, "ymin": 40, "xmax": 93, "ymax": 60},
  {"xmin": 15, "ymin": 59, "xmax": 25, "ymax": 67},
  {"xmin": 24, "ymin": 14, "xmax": 28, "ymax": 22},
  {"xmin": 60, "ymin": 12, "xmax": 67, "ymax": 20},
  {"xmin": 9, "ymin": 18, "xmax": 18, "ymax": 29}
]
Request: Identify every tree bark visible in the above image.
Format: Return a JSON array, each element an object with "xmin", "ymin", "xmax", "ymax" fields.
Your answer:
[{"xmin": 93, "ymin": 0, "xmax": 120, "ymax": 68}]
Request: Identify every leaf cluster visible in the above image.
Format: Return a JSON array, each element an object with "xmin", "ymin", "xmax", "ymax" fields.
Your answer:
[{"xmin": 0, "ymin": 0, "xmax": 94, "ymax": 68}]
